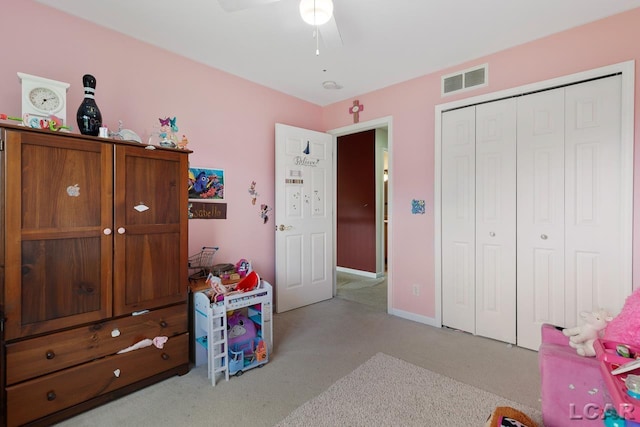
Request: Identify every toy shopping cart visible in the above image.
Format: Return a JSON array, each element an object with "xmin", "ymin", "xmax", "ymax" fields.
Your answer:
[{"xmin": 188, "ymin": 246, "xmax": 219, "ymax": 281}]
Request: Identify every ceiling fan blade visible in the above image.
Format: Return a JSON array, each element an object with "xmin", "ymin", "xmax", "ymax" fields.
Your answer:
[
  {"xmin": 319, "ymin": 15, "xmax": 343, "ymax": 48},
  {"xmin": 218, "ymin": 0, "xmax": 281, "ymax": 12}
]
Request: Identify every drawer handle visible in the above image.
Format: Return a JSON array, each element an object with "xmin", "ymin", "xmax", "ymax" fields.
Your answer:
[
  {"xmin": 160, "ymin": 320, "xmax": 168, "ymax": 328},
  {"xmin": 46, "ymin": 350, "xmax": 55, "ymax": 360},
  {"xmin": 161, "ymin": 353, "xmax": 170, "ymax": 360},
  {"xmin": 47, "ymin": 391, "xmax": 56, "ymax": 401}
]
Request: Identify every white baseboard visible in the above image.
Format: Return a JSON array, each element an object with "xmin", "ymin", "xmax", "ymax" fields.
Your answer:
[
  {"xmin": 389, "ymin": 308, "xmax": 441, "ymax": 328},
  {"xmin": 336, "ymin": 266, "xmax": 383, "ymax": 279}
]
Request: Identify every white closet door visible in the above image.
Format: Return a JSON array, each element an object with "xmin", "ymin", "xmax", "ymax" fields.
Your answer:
[
  {"xmin": 516, "ymin": 88, "xmax": 566, "ymax": 350},
  {"xmin": 564, "ymin": 75, "xmax": 626, "ymax": 325},
  {"xmin": 441, "ymin": 106, "xmax": 476, "ymax": 333},
  {"xmin": 475, "ymin": 99, "xmax": 517, "ymax": 344}
]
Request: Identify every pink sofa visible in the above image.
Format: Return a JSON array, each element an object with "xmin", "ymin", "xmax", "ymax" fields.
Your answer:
[{"xmin": 539, "ymin": 323, "xmax": 610, "ymax": 426}]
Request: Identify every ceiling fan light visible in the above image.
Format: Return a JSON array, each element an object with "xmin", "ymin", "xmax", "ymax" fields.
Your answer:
[
  {"xmin": 299, "ymin": 0, "xmax": 333, "ymax": 26},
  {"xmin": 322, "ymin": 80, "xmax": 342, "ymax": 90}
]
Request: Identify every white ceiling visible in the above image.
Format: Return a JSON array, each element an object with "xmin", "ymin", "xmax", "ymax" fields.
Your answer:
[{"xmin": 36, "ymin": 0, "xmax": 640, "ymax": 106}]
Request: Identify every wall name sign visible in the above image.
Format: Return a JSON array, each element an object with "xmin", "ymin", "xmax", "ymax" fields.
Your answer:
[{"xmin": 189, "ymin": 202, "xmax": 227, "ymax": 219}]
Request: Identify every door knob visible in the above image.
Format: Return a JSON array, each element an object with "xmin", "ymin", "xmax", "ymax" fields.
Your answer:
[
  {"xmin": 541, "ymin": 234, "xmax": 548, "ymax": 240},
  {"xmin": 117, "ymin": 227, "xmax": 126, "ymax": 234},
  {"xmin": 489, "ymin": 232, "xmax": 496, "ymax": 237},
  {"xmin": 278, "ymin": 224, "xmax": 292, "ymax": 231},
  {"xmin": 103, "ymin": 228, "xmax": 112, "ymax": 235}
]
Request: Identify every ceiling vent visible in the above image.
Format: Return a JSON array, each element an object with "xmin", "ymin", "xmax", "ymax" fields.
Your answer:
[{"xmin": 441, "ymin": 64, "xmax": 488, "ymax": 96}]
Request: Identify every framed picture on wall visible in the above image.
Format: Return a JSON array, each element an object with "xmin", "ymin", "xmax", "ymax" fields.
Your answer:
[{"xmin": 188, "ymin": 166, "xmax": 225, "ymax": 201}]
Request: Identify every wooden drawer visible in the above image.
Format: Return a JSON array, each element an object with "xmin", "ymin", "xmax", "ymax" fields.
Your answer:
[
  {"xmin": 6, "ymin": 303, "xmax": 187, "ymax": 385},
  {"xmin": 6, "ymin": 333, "xmax": 188, "ymax": 427}
]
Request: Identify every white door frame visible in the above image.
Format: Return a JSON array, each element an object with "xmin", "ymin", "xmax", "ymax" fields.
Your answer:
[
  {"xmin": 434, "ymin": 61, "xmax": 635, "ymax": 328},
  {"xmin": 329, "ymin": 116, "xmax": 393, "ymax": 313}
]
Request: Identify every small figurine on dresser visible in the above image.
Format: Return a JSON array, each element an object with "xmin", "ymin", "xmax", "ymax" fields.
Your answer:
[{"xmin": 158, "ymin": 116, "xmax": 179, "ymax": 148}]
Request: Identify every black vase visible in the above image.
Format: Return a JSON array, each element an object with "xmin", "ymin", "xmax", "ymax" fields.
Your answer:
[{"xmin": 76, "ymin": 74, "xmax": 102, "ymax": 136}]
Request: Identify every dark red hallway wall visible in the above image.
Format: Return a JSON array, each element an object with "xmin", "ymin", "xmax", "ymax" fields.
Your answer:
[{"xmin": 337, "ymin": 129, "xmax": 376, "ymax": 272}]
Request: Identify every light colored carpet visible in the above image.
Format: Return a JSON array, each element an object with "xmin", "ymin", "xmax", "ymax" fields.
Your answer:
[
  {"xmin": 336, "ymin": 272, "xmax": 385, "ymax": 289},
  {"xmin": 336, "ymin": 271, "xmax": 387, "ymax": 311},
  {"xmin": 54, "ymin": 297, "xmax": 541, "ymax": 427},
  {"xmin": 276, "ymin": 352, "xmax": 543, "ymax": 427}
]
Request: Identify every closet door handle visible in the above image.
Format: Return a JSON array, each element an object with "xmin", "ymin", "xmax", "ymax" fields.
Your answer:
[
  {"xmin": 541, "ymin": 234, "xmax": 548, "ymax": 240},
  {"xmin": 489, "ymin": 232, "xmax": 495, "ymax": 237}
]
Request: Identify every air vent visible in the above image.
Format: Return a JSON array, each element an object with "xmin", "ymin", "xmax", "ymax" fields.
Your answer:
[{"xmin": 441, "ymin": 64, "xmax": 488, "ymax": 96}]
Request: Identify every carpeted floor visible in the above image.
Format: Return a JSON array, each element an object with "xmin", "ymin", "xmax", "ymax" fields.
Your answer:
[
  {"xmin": 54, "ymin": 297, "xmax": 541, "ymax": 427},
  {"xmin": 275, "ymin": 352, "xmax": 543, "ymax": 426},
  {"xmin": 335, "ymin": 271, "xmax": 387, "ymax": 311}
]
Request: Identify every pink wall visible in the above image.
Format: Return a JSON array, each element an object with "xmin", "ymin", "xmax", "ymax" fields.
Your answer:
[
  {"xmin": 2, "ymin": 2, "xmax": 323, "ymax": 286},
  {"xmin": 322, "ymin": 8, "xmax": 640, "ymax": 319},
  {"xmin": 4, "ymin": 3, "xmax": 640, "ymax": 321}
]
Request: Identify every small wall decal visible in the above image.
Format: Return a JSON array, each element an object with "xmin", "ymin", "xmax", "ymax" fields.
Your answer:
[
  {"xmin": 248, "ymin": 180, "xmax": 259, "ymax": 205},
  {"xmin": 411, "ymin": 199, "xmax": 426, "ymax": 215},
  {"xmin": 260, "ymin": 204, "xmax": 272, "ymax": 224}
]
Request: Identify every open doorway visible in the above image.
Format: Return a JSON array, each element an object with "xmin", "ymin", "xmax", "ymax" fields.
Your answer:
[{"xmin": 332, "ymin": 121, "xmax": 390, "ymax": 312}]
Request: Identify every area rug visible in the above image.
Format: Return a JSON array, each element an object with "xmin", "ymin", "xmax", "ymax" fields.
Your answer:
[{"xmin": 275, "ymin": 352, "xmax": 543, "ymax": 426}]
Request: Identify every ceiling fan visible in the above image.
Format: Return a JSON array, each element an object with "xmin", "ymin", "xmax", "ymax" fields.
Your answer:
[{"xmin": 217, "ymin": 0, "xmax": 343, "ymax": 51}]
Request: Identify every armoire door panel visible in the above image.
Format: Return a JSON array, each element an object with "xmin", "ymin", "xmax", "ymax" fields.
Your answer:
[
  {"xmin": 4, "ymin": 131, "xmax": 113, "ymax": 340},
  {"xmin": 475, "ymin": 99, "xmax": 516, "ymax": 344},
  {"xmin": 516, "ymin": 87, "xmax": 565, "ymax": 350},
  {"xmin": 113, "ymin": 146, "xmax": 188, "ymax": 315},
  {"xmin": 564, "ymin": 75, "xmax": 624, "ymax": 326},
  {"xmin": 441, "ymin": 106, "xmax": 476, "ymax": 333}
]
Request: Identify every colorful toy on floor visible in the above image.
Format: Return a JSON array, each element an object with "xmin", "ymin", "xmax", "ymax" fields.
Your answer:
[
  {"xmin": 563, "ymin": 309, "xmax": 612, "ymax": 357},
  {"xmin": 485, "ymin": 406, "xmax": 537, "ymax": 427},
  {"xmin": 227, "ymin": 311, "xmax": 257, "ymax": 350}
]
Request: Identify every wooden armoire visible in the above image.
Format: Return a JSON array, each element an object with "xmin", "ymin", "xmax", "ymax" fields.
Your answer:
[{"xmin": 0, "ymin": 124, "xmax": 190, "ymax": 426}]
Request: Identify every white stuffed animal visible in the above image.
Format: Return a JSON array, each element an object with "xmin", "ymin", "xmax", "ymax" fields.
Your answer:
[{"xmin": 562, "ymin": 310, "xmax": 613, "ymax": 357}]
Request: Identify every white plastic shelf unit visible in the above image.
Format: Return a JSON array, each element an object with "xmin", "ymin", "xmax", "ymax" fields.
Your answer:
[{"xmin": 193, "ymin": 280, "xmax": 272, "ymax": 386}]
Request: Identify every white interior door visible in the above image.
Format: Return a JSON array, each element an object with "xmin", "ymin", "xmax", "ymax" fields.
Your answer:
[
  {"xmin": 516, "ymin": 87, "xmax": 566, "ymax": 350},
  {"xmin": 474, "ymin": 99, "xmax": 517, "ymax": 344},
  {"xmin": 564, "ymin": 75, "xmax": 626, "ymax": 325},
  {"xmin": 516, "ymin": 75, "xmax": 627, "ymax": 350},
  {"xmin": 441, "ymin": 106, "xmax": 476, "ymax": 333},
  {"xmin": 275, "ymin": 123, "xmax": 333, "ymax": 313}
]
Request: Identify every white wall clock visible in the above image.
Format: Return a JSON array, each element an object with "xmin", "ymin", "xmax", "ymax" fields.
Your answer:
[{"xmin": 17, "ymin": 72, "xmax": 70, "ymax": 125}]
